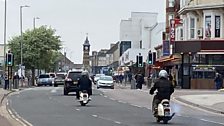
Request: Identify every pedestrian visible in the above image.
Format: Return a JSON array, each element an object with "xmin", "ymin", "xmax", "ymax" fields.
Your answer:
[
  {"xmin": 214, "ymin": 73, "xmax": 222, "ymax": 90},
  {"xmin": 4, "ymin": 74, "xmax": 9, "ymax": 90},
  {"xmin": 128, "ymin": 73, "xmax": 132, "ymax": 83},
  {"xmin": 135, "ymin": 71, "xmax": 144, "ymax": 89},
  {"xmin": 119, "ymin": 74, "xmax": 123, "ymax": 84}
]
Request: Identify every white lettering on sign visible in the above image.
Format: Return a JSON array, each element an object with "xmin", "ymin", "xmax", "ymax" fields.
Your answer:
[{"xmin": 170, "ymin": 19, "xmax": 175, "ymax": 43}]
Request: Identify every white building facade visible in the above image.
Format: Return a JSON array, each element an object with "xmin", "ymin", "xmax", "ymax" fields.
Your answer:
[{"xmin": 119, "ymin": 12, "xmax": 165, "ymax": 66}]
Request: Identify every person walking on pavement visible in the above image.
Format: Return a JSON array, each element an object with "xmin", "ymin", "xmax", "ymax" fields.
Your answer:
[
  {"xmin": 214, "ymin": 73, "xmax": 222, "ymax": 90},
  {"xmin": 128, "ymin": 73, "xmax": 132, "ymax": 83},
  {"xmin": 119, "ymin": 74, "xmax": 123, "ymax": 84},
  {"xmin": 135, "ymin": 71, "xmax": 144, "ymax": 89},
  {"xmin": 4, "ymin": 73, "xmax": 9, "ymax": 90}
]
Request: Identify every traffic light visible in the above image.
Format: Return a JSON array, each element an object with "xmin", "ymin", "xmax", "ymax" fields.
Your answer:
[
  {"xmin": 148, "ymin": 52, "xmax": 156, "ymax": 65},
  {"xmin": 148, "ymin": 53, "xmax": 153, "ymax": 64},
  {"xmin": 6, "ymin": 53, "xmax": 13, "ymax": 66},
  {"xmin": 138, "ymin": 55, "xmax": 143, "ymax": 67}
]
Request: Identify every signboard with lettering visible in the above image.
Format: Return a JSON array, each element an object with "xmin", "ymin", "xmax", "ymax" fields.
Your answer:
[
  {"xmin": 215, "ymin": 16, "xmax": 221, "ymax": 38},
  {"xmin": 163, "ymin": 40, "xmax": 170, "ymax": 56},
  {"xmin": 170, "ymin": 19, "xmax": 175, "ymax": 44}
]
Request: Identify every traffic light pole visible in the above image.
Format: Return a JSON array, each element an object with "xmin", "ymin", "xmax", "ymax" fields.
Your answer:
[{"xmin": 6, "ymin": 52, "xmax": 14, "ymax": 90}]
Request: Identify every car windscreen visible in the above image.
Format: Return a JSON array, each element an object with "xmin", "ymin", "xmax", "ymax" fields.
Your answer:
[
  {"xmin": 39, "ymin": 74, "xmax": 50, "ymax": 78},
  {"xmin": 95, "ymin": 74, "xmax": 105, "ymax": 77},
  {"xmin": 68, "ymin": 72, "xmax": 82, "ymax": 80},
  {"xmin": 56, "ymin": 74, "xmax": 66, "ymax": 79},
  {"xmin": 50, "ymin": 74, "xmax": 56, "ymax": 78},
  {"xmin": 99, "ymin": 76, "xmax": 113, "ymax": 81}
]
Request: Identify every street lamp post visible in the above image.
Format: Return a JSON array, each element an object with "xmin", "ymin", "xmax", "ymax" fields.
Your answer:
[
  {"xmin": 20, "ymin": 5, "xmax": 29, "ymax": 86},
  {"xmin": 3, "ymin": 0, "xmax": 7, "ymax": 71},
  {"xmin": 33, "ymin": 17, "xmax": 40, "ymax": 29}
]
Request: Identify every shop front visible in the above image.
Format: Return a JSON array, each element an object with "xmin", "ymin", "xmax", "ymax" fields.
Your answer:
[{"xmin": 175, "ymin": 40, "xmax": 224, "ymax": 89}]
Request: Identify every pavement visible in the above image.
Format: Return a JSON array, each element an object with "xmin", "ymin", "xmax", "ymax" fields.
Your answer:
[
  {"xmin": 115, "ymin": 82, "xmax": 224, "ymax": 115},
  {"xmin": 0, "ymin": 88, "xmax": 12, "ymax": 126}
]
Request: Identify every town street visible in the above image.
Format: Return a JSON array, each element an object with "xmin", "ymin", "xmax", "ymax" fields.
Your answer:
[{"xmin": 6, "ymin": 87, "xmax": 224, "ymax": 126}]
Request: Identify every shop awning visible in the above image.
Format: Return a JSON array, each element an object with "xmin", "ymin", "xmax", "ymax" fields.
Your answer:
[
  {"xmin": 158, "ymin": 54, "xmax": 181, "ymax": 62},
  {"xmin": 197, "ymin": 50, "xmax": 224, "ymax": 54}
]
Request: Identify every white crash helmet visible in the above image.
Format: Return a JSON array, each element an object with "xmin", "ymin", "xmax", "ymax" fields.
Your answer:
[
  {"xmin": 81, "ymin": 70, "xmax": 89, "ymax": 76},
  {"xmin": 158, "ymin": 70, "xmax": 168, "ymax": 79}
]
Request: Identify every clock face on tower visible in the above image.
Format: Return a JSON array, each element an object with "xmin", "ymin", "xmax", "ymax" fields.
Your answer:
[{"xmin": 84, "ymin": 46, "xmax": 88, "ymax": 51}]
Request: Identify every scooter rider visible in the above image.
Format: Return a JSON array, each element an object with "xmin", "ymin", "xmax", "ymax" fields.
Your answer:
[
  {"xmin": 76, "ymin": 71, "xmax": 92, "ymax": 99},
  {"xmin": 149, "ymin": 70, "xmax": 174, "ymax": 114}
]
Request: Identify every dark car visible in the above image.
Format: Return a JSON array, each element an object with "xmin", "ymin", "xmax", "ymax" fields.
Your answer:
[
  {"xmin": 54, "ymin": 72, "xmax": 67, "ymax": 87},
  {"xmin": 64, "ymin": 70, "xmax": 82, "ymax": 95}
]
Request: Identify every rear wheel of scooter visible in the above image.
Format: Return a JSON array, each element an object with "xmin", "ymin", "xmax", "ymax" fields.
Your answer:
[
  {"xmin": 163, "ymin": 120, "xmax": 168, "ymax": 124},
  {"xmin": 80, "ymin": 101, "xmax": 86, "ymax": 106},
  {"xmin": 156, "ymin": 117, "xmax": 161, "ymax": 123}
]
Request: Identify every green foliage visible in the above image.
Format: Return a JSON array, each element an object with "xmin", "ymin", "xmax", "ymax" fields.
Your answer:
[{"xmin": 8, "ymin": 26, "xmax": 62, "ymax": 71}]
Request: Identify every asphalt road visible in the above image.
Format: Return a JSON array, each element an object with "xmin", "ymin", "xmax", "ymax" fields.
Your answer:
[{"xmin": 7, "ymin": 87, "xmax": 224, "ymax": 126}]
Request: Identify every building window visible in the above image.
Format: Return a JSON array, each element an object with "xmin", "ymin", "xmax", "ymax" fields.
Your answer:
[
  {"xmin": 168, "ymin": 14, "xmax": 174, "ymax": 23},
  {"xmin": 180, "ymin": 28, "xmax": 183, "ymax": 40},
  {"xmin": 140, "ymin": 40, "xmax": 142, "ymax": 49},
  {"xmin": 190, "ymin": 18, "xmax": 195, "ymax": 39},
  {"xmin": 215, "ymin": 16, "xmax": 221, "ymax": 38},
  {"xmin": 168, "ymin": 0, "xmax": 175, "ymax": 7},
  {"xmin": 205, "ymin": 16, "xmax": 211, "ymax": 38}
]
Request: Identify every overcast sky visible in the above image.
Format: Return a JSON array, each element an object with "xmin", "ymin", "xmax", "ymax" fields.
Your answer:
[{"xmin": 0, "ymin": 0, "xmax": 165, "ymax": 63}]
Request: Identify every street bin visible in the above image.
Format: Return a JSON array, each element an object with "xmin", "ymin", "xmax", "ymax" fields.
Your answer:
[
  {"xmin": 13, "ymin": 78, "xmax": 19, "ymax": 89},
  {"xmin": 131, "ymin": 79, "xmax": 136, "ymax": 89},
  {"xmin": 147, "ymin": 78, "xmax": 152, "ymax": 89}
]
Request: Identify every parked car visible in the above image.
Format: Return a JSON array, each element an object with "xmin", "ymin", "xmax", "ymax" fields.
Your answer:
[
  {"xmin": 37, "ymin": 74, "xmax": 54, "ymax": 86},
  {"xmin": 97, "ymin": 76, "xmax": 114, "ymax": 89},
  {"xmin": 64, "ymin": 70, "xmax": 82, "ymax": 95},
  {"xmin": 94, "ymin": 74, "xmax": 105, "ymax": 84},
  {"xmin": 54, "ymin": 72, "xmax": 67, "ymax": 87}
]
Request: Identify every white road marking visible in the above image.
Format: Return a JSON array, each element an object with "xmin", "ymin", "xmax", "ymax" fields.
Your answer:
[
  {"xmin": 200, "ymin": 119, "xmax": 224, "ymax": 125},
  {"xmin": 118, "ymin": 100, "xmax": 127, "ymax": 104},
  {"xmin": 104, "ymin": 96, "xmax": 108, "ymax": 98},
  {"xmin": 7, "ymin": 103, "xmax": 33, "ymax": 126},
  {"xmin": 50, "ymin": 87, "xmax": 61, "ymax": 93},
  {"xmin": 114, "ymin": 121, "xmax": 121, "ymax": 124},
  {"xmin": 8, "ymin": 109, "xmax": 13, "ymax": 115},
  {"xmin": 92, "ymin": 115, "xmax": 98, "ymax": 118},
  {"xmin": 109, "ymin": 98, "xmax": 115, "ymax": 101},
  {"xmin": 76, "ymin": 109, "xmax": 80, "ymax": 111},
  {"xmin": 130, "ymin": 104, "xmax": 142, "ymax": 108}
]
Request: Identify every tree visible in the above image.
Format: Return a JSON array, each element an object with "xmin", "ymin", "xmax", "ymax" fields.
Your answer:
[{"xmin": 8, "ymin": 26, "xmax": 62, "ymax": 85}]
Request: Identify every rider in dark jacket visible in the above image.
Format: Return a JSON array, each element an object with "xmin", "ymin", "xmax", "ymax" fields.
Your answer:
[
  {"xmin": 76, "ymin": 71, "xmax": 92, "ymax": 99},
  {"xmin": 150, "ymin": 70, "xmax": 174, "ymax": 114}
]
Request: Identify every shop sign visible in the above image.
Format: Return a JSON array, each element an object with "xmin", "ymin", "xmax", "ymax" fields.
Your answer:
[
  {"xmin": 215, "ymin": 16, "xmax": 221, "ymax": 37},
  {"xmin": 163, "ymin": 40, "xmax": 170, "ymax": 56},
  {"xmin": 170, "ymin": 19, "xmax": 175, "ymax": 44}
]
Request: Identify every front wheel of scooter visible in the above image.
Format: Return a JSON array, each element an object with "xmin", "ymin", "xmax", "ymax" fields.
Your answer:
[{"xmin": 163, "ymin": 119, "xmax": 168, "ymax": 124}]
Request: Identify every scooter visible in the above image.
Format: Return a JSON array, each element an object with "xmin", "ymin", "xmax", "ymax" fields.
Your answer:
[
  {"xmin": 154, "ymin": 99, "xmax": 175, "ymax": 124},
  {"xmin": 78, "ymin": 90, "xmax": 90, "ymax": 106}
]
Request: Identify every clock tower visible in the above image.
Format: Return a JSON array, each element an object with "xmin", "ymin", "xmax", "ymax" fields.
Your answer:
[{"xmin": 82, "ymin": 35, "xmax": 90, "ymax": 71}]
